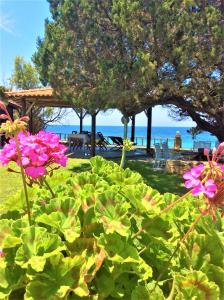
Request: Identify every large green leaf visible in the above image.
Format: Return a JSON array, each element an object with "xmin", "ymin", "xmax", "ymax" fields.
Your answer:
[
  {"xmin": 95, "ymin": 190, "xmax": 131, "ymax": 236},
  {"xmin": 36, "ymin": 197, "xmax": 81, "ymax": 243},
  {"xmin": 175, "ymin": 271, "xmax": 220, "ymax": 299},
  {"xmin": 0, "ymin": 219, "xmax": 21, "ymax": 249},
  {"xmin": 131, "ymin": 283, "xmax": 165, "ymax": 300},
  {"xmin": 98, "ymin": 233, "xmax": 152, "ymax": 280},
  {"xmin": 24, "ymin": 253, "xmax": 87, "ymax": 300},
  {"xmin": 15, "ymin": 226, "xmax": 65, "ymax": 272},
  {"xmin": 0, "ymin": 260, "xmax": 25, "ymax": 299}
]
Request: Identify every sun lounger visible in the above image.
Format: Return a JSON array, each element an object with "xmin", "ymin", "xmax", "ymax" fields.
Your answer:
[
  {"xmin": 108, "ymin": 136, "xmax": 123, "ymax": 150},
  {"xmin": 96, "ymin": 132, "xmax": 110, "ymax": 150}
]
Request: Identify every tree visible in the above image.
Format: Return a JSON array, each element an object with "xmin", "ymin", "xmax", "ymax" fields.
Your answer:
[
  {"xmin": 33, "ymin": 0, "xmax": 146, "ymax": 154},
  {"xmin": 10, "ymin": 56, "xmax": 40, "ymax": 90},
  {"xmin": 34, "ymin": 0, "xmax": 224, "ymax": 141},
  {"xmin": 9, "ymin": 56, "xmax": 66, "ymax": 133},
  {"xmin": 103, "ymin": 0, "xmax": 224, "ymax": 141}
]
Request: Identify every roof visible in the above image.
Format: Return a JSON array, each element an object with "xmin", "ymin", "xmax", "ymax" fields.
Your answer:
[
  {"xmin": 5, "ymin": 87, "xmax": 53, "ymax": 98},
  {"xmin": 4, "ymin": 87, "xmax": 73, "ymax": 108}
]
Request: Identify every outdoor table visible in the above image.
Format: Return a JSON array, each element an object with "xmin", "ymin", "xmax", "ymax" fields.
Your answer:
[{"xmin": 68, "ymin": 133, "xmax": 89, "ymax": 153}]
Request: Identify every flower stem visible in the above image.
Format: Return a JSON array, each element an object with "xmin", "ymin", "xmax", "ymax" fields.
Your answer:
[
  {"xmin": 120, "ymin": 118, "xmax": 128, "ymax": 169},
  {"xmin": 43, "ymin": 177, "xmax": 55, "ymax": 197},
  {"xmin": 134, "ymin": 190, "xmax": 192, "ymax": 237},
  {"xmin": 14, "ymin": 137, "xmax": 32, "ymax": 226}
]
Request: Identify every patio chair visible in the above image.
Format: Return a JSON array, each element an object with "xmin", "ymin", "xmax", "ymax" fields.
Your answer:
[
  {"xmin": 109, "ymin": 136, "xmax": 123, "ymax": 150},
  {"xmin": 153, "ymin": 143, "xmax": 165, "ymax": 169},
  {"xmin": 96, "ymin": 132, "xmax": 110, "ymax": 150},
  {"xmin": 161, "ymin": 142, "xmax": 173, "ymax": 160}
]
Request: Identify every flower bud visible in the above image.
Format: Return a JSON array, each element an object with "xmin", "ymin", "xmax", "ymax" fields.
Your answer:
[{"xmin": 0, "ymin": 114, "xmax": 9, "ymax": 120}]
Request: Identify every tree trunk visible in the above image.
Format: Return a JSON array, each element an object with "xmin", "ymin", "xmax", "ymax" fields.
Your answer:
[
  {"xmin": 146, "ymin": 107, "xmax": 152, "ymax": 154},
  {"xmin": 29, "ymin": 108, "xmax": 33, "ymax": 133},
  {"xmin": 131, "ymin": 115, "xmax": 135, "ymax": 142},
  {"xmin": 80, "ymin": 109, "xmax": 83, "ymax": 133},
  {"xmin": 91, "ymin": 113, "xmax": 96, "ymax": 157}
]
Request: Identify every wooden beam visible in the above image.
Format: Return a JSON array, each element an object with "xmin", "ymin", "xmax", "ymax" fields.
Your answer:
[
  {"xmin": 21, "ymin": 98, "xmax": 26, "ymax": 116},
  {"xmin": 25, "ymin": 101, "xmax": 35, "ymax": 115},
  {"xmin": 29, "ymin": 108, "xmax": 33, "ymax": 133},
  {"xmin": 131, "ymin": 115, "xmax": 135, "ymax": 142},
  {"xmin": 146, "ymin": 107, "xmax": 152, "ymax": 155},
  {"xmin": 91, "ymin": 112, "xmax": 96, "ymax": 157},
  {"xmin": 80, "ymin": 109, "xmax": 83, "ymax": 133}
]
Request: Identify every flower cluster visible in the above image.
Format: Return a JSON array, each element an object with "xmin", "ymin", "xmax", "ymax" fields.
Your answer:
[
  {"xmin": 183, "ymin": 143, "xmax": 224, "ymax": 218},
  {"xmin": 183, "ymin": 164, "xmax": 217, "ymax": 198},
  {"xmin": 0, "ymin": 131, "xmax": 68, "ymax": 179},
  {"xmin": 183, "ymin": 143, "xmax": 224, "ymax": 220},
  {"xmin": 0, "ymin": 101, "xmax": 28, "ymax": 138},
  {"xmin": 123, "ymin": 139, "xmax": 134, "ymax": 151}
]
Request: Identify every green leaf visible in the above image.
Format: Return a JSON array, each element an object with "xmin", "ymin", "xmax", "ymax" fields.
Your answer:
[
  {"xmin": 95, "ymin": 190, "xmax": 131, "ymax": 236},
  {"xmin": 15, "ymin": 226, "xmax": 65, "ymax": 271},
  {"xmin": 0, "ymin": 261, "xmax": 25, "ymax": 299},
  {"xmin": 131, "ymin": 284, "xmax": 165, "ymax": 300},
  {"xmin": 36, "ymin": 197, "xmax": 81, "ymax": 243},
  {"xmin": 175, "ymin": 271, "xmax": 220, "ymax": 299},
  {"xmin": 0, "ymin": 219, "xmax": 21, "ymax": 249},
  {"xmin": 24, "ymin": 253, "xmax": 86, "ymax": 300}
]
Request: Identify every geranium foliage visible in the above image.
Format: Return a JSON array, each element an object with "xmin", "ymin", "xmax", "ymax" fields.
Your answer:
[{"xmin": 0, "ymin": 157, "xmax": 223, "ymax": 299}]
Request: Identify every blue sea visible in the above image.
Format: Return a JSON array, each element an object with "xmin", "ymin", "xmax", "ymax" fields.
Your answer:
[{"xmin": 46, "ymin": 125, "xmax": 218, "ymax": 149}]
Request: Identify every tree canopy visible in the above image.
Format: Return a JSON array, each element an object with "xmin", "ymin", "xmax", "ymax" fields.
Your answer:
[
  {"xmin": 10, "ymin": 56, "xmax": 40, "ymax": 90},
  {"xmin": 34, "ymin": 0, "xmax": 224, "ymax": 140},
  {"xmin": 9, "ymin": 56, "xmax": 66, "ymax": 133}
]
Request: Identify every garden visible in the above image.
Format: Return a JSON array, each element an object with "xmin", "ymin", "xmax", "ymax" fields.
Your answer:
[{"xmin": 0, "ymin": 102, "xmax": 223, "ymax": 300}]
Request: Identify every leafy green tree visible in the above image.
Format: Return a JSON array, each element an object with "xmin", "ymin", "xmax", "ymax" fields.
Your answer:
[
  {"xmin": 34, "ymin": 0, "xmax": 224, "ymax": 141},
  {"xmin": 108, "ymin": 0, "xmax": 224, "ymax": 141},
  {"xmin": 10, "ymin": 56, "xmax": 40, "ymax": 90},
  {"xmin": 9, "ymin": 56, "xmax": 66, "ymax": 133}
]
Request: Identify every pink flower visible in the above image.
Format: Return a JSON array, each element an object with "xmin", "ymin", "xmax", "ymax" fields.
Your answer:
[
  {"xmin": 0, "ymin": 131, "xmax": 68, "ymax": 179},
  {"xmin": 25, "ymin": 166, "xmax": 46, "ymax": 179},
  {"xmin": 192, "ymin": 179, "xmax": 217, "ymax": 198},
  {"xmin": 183, "ymin": 164, "xmax": 204, "ymax": 188}
]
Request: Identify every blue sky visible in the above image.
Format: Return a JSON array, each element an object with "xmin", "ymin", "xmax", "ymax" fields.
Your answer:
[{"xmin": 0, "ymin": 0, "xmax": 195, "ymax": 127}]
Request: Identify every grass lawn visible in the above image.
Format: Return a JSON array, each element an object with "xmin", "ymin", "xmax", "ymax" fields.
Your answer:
[{"xmin": 0, "ymin": 158, "xmax": 186, "ymax": 202}]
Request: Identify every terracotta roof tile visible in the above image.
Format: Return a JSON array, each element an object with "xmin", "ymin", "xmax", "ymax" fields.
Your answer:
[{"xmin": 5, "ymin": 88, "xmax": 53, "ymax": 98}]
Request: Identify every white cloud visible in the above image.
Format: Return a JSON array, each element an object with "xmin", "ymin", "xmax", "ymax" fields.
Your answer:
[{"xmin": 0, "ymin": 11, "xmax": 15, "ymax": 34}]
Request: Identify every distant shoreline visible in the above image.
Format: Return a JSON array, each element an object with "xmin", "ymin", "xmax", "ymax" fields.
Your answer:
[{"xmin": 46, "ymin": 125, "xmax": 217, "ymax": 149}]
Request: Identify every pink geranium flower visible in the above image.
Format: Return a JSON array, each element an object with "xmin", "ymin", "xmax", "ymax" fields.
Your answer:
[
  {"xmin": 0, "ymin": 131, "xmax": 68, "ymax": 179},
  {"xmin": 183, "ymin": 164, "xmax": 204, "ymax": 189},
  {"xmin": 192, "ymin": 179, "xmax": 217, "ymax": 198}
]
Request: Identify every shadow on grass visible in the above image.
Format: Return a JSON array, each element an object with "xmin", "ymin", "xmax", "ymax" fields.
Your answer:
[{"xmin": 126, "ymin": 160, "xmax": 186, "ymax": 195}]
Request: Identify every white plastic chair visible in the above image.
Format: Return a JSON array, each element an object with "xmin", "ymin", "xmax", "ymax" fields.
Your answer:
[
  {"xmin": 161, "ymin": 142, "xmax": 173, "ymax": 160},
  {"xmin": 153, "ymin": 143, "xmax": 165, "ymax": 169}
]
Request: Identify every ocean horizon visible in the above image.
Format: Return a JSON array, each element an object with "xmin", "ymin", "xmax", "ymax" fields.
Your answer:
[{"xmin": 46, "ymin": 124, "xmax": 218, "ymax": 149}]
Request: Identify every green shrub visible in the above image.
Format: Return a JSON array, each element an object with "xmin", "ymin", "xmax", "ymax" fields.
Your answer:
[{"xmin": 0, "ymin": 157, "xmax": 223, "ymax": 299}]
